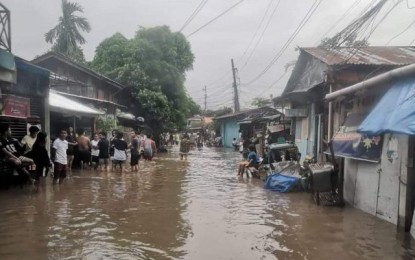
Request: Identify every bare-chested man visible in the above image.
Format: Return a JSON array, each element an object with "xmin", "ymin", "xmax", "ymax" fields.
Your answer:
[{"xmin": 76, "ymin": 129, "xmax": 91, "ymax": 169}]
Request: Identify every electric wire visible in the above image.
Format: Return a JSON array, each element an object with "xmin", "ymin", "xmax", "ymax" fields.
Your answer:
[
  {"xmin": 343, "ymin": 0, "xmax": 400, "ymax": 63},
  {"xmin": 202, "ymin": 0, "xmax": 272, "ymax": 92},
  {"xmin": 243, "ymin": 0, "xmax": 322, "ymax": 86},
  {"xmin": 386, "ymin": 15, "xmax": 415, "ymax": 45},
  {"xmin": 239, "ymin": 0, "xmax": 282, "ymax": 72},
  {"xmin": 236, "ymin": 0, "xmax": 274, "ymax": 64},
  {"xmin": 179, "ymin": 0, "xmax": 208, "ymax": 32},
  {"xmin": 318, "ymin": 0, "xmax": 362, "ymax": 42},
  {"xmin": 186, "ymin": 0, "xmax": 246, "ymax": 38}
]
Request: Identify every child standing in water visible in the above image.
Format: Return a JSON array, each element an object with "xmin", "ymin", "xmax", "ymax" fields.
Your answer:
[{"xmin": 179, "ymin": 134, "xmax": 190, "ymax": 160}]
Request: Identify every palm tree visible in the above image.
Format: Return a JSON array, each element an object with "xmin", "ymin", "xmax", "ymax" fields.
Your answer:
[{"xmin": 45, "ymin": 0, "xmax": 91, "ymax": 57}]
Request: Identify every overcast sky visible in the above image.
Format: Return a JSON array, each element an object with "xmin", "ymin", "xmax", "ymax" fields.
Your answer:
[{"xmin": 2, "ymin": 0, "xmax": 414, "ymax": 109}]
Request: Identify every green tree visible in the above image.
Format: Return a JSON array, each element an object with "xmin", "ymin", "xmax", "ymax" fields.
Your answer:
[
  {"xmin": 251, "ymin": 97, "xmax": 269, "ymax": 108},
  {"xmin": 96, "ymin": 116, "xmax": 117, "ymax": 133},
  {"xmin": 204, "ymin": 107, "xmax": 233, "ymax": 117},
  {"xmin": 45, "ymin": 0, "xmax": 91, "ymax": 63},
  {"xmin": 91, "ymin": 26, "xmax": 197, "ymax": 134}
]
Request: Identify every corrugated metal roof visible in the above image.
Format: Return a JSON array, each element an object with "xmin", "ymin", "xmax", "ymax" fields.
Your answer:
[{"xmin": 301, "ymin": 46, "xmax": 415, "ymax": 66}]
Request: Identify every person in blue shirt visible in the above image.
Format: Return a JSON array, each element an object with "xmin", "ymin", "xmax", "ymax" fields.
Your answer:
[{"xmin": 238, "ymin": 144, "xmax": 258, "ymax": 176}]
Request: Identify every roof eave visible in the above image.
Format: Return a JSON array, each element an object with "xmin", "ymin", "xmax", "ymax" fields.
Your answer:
[{"xmin": 32, "ymin": 52, "xmax": 125, "ymax": 90}]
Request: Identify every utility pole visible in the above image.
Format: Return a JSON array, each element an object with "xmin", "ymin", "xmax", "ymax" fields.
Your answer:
[
  {"xmin": 231, "ymin": 58, "xmax": 240, "ymax": 112},
  {"xmin": 203, "ymin": 86, "xmax": 207, "ymax": 112}
]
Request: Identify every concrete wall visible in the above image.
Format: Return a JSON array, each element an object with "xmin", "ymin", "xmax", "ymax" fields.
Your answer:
[
  {"xmin": 220, "ymin": 120, "xmax": 239, "ymax": 148},
  {"xmin": 294, "ymin": 103, "xmax": 317, "ymax": 161},
  {"xmin": 344, "ymin": 134, "xmax": 408, "ymax": 225}
]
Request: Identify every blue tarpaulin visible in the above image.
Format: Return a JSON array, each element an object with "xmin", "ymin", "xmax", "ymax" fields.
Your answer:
[
  {"xmin": 358, "ymin": 78, "xmax": 415, "ymax": 135},
  {"xmin": 264, "ymin": 173, "xmax": 300, "ymax": 193}
]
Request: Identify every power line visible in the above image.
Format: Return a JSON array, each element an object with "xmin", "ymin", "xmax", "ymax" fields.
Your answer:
[
  {"xmin": 248, "ymin": 70, "xmax": 289, "ymax": 103},
  {"xmin": 318, "ymin": 0, "xmax": 362, "ymax": 43},
  {"xmin": 343, "ymin": 0, "xmax": 400, "ymax": 63},
  {"xmin": 187, "ymin": 0, "xmax": 246, "ymax": 38},
  {"xmin": 236, "ymin": 0, "xmax": 274, "ymax": 63},
  {"xmin": 179, "ymin": 0, "xmax": 209, "ymax": 32},
  {"xmin": 386, "ymin": 15, "xmax": 415, "ymax": 45},
  {"xmin": 202, "ymin": 0, "xmax": 274, "ymax": 92},
  {"xmin": 202, "ymin": 0, "xmax": 273, "ymax": 91},
  {"xmin": 239, "ymin": 0, "xmax": 282, "ymax": 72},
  {"xmin": 243, "ymin": 0, "xmax": 322, "ymax": 86}
]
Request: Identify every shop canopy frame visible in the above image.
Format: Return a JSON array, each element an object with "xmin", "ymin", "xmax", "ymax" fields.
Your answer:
[{"xmin": 49, "ymin": 91, "xmax": 104, "ymax": 117}]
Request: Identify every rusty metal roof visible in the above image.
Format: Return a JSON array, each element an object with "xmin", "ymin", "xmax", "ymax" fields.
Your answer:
[{"xmin": 301, "ymin": 46, "xmax": 415, "ymax": 66}]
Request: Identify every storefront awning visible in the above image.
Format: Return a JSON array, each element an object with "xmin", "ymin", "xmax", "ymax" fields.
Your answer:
[
  {"xmin": 358, "ymin": 78, "xmax": 415, "ymax": 135},
  {"xmin": 49, "ymin": 91, "xmax": 104, "ymax": 116}
]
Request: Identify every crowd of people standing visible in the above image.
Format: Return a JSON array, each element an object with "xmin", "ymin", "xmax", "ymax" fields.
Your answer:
[{"xmin": 0, "ymin": 123, "xmax": 159, "ymax": 187}]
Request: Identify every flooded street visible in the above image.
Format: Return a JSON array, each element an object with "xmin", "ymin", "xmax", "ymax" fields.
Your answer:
[{"xmin": 1, "ymin": 147, "xmax": 415, "ymax": 260}]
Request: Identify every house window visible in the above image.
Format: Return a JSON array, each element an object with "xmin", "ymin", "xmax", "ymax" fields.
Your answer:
[
  {"xmin": 86, "ymin": 86, "xmax": 96, "ymax": 98},
  {"xmin": 69, "ymin": 86, "xmax": 82, "ymax": 96},
  {"xmin": 98, "ymin": 89, "xmax": 105, "ymax": 100}
]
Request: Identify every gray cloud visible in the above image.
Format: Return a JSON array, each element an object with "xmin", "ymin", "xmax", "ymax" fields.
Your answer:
[{"xmin": 3, "ymin": 0, "xmax": 414, "ymax": 109}]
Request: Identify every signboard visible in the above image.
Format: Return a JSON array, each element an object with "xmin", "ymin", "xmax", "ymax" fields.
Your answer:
[
  {"xmin": 329, "ymin": 113, "xmax": 382, "ymax": 162},
  {"xmin": 2, "ymin": 95, "xmax": 30, "ymax": 118},
  {"xmin": 284, "ymin": 108, "xmax": 308, "ymax": 118},
  {"xmin": 331, "ymin": 132, "xmax": 383, "ymax": 162},
  {"xmin": 268, "ymin": 124, "xmax": 290, "ymax": 133}
]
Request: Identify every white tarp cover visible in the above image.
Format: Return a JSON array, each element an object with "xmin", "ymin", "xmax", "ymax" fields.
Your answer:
[{"xmin": 49, "ymin": 91, "xmax": 103, "ymax": 116}]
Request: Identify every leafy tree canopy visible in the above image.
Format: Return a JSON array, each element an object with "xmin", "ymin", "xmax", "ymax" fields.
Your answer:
[
  {"xmin": 204, "ymin": 107, "xmax": 233, "ymax": 117},
  {"xmin": 251, "ymin": 97, "xmax": 269, "ymax": 108},
  {"xmin": 45, "ymin": 0, "xmax": 91, "ymax": 63},
  {"xmin": 91, "ymin": 26, "xmax": 199, "ymax": 134}
]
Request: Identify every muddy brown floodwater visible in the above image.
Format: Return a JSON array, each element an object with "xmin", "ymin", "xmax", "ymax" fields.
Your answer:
[{"xmin": 1, "ymin": 147, "xmax": 415, "ymax": 259}]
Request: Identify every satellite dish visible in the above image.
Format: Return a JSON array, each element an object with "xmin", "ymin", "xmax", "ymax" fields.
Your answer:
[{"xmin": 136, "ymin": 117, "xmax": 145, "ymax": 122}]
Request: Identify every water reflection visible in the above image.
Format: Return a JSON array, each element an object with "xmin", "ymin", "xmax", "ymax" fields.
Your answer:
[
  {"xmin": 0, "ymin": 156, "xmax": 190, "ymax": 260},
  {"xmin": 0, "ymin": 147, "xmax": 415, "ymax": 259}
]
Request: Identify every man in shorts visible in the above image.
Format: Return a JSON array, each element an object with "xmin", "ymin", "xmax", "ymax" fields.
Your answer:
[
  {"xmin": 91, "ymin": 133, "xmax": 100, "ymax": 170},
  {"xmin": 52, "ymin": 130, "xmax": 73, "ymax": 184},
  {"xmin": 179, "ymin": 134, "xmax": 190, "ymax": 160},
  {"xmin": 129, "ymin": 130, "xmax": 141, "ymax": 171},
  {"xmin": 98, "ymin": 132, "xmax": 110, "ymax": 171},
  {"xmin": 76, "ymin": 129, "xmax": 91, "ymax": 169},
  {"xmin": 112, "ymin": 131, "xmax": 127, "ymax": 172}
]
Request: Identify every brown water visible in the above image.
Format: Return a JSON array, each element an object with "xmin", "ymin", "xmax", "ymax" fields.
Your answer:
[{"xmin": 0, "ymin": 147, "xmax": 415, "ymax": 260}]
